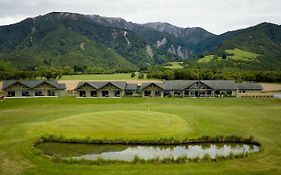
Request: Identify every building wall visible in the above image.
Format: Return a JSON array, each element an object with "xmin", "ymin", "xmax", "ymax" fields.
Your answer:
[
  {"xmin": 237, "ymin": 90, "xmax": 262, "ymax": 97},
  {"xmin": 57, "ymin": 90, "xmax": 65, "ymax": 96},
  {"xmin": 142, "ymin": 84, "xmax": 164, "ymax": 97},
  {"xmin": 99, "ymin": 84, "xmax": 124, "ymax": 97}
]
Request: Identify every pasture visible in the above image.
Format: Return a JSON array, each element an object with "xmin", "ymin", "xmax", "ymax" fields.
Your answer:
[{"xmin": 0, "ymin": 97, "xmax": 280, "ymax": 175}]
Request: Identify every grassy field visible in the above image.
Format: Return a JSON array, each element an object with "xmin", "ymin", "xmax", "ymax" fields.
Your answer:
[
  {"xmin": 197, "ymin": 48, "xmax": 259, "ymax": 63},
  {"xmin": 60, "ymin": 73, "xmax": 147, "ymax": 80},
  {"xmin": 0, "ymin": 97, "xmax": 281, "ymax": 175},
  {"xmin": 225, "ymin": 49, "xmax": 259, "ymax": 61},
  {"xmin": 162, "ymin": 62, "xmax": 184, "ymax": 69},
  {"xmin": 197, "ymin": 55, "xmax": 215, "ymax": 63}
]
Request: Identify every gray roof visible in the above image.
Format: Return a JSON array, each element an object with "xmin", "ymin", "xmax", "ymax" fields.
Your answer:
[
  {"xmin": 141, "ymin": 82, "xmax": 164, "ymax": 90},
  {"xmin": 162, "ymin": 80, "xmax": 237, "ymax": 90},
  {"xmin": 3, "ymin": 80, "xmax": 66, "ymax": 90},
  {"xmin": 202, "ymin": 80, "xmax": 237, "ymax": 90},
  {"xmin": 75, "ymin": 80, "xmax": 262, "ymax": 92},
  {"xmin": 125, "ymin": 84, "xmax": 138, "ymax": 90},
  {"xmin": 163, "ymin": 80, "xmax": 196, "ymax": 90},
  {"xmin": 76, "ymin": 81, "xmax": 127, "ymax": 90},
  {"xmin": 237, "ymin": 82, "xmax": 263, "ymax": 90}
]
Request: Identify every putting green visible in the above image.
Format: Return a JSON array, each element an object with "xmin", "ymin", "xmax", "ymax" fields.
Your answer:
[{"xmin": 46, "ymin": 110, "xmax": 190, "ymax": 139}]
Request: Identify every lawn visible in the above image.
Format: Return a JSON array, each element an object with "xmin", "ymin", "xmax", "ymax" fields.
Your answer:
[
  {"xmin": 0, "ymin": 97, "xmax": 280, "ymax": 175},
  {"xmin": 60, "ymin": 73, "xmax": 147, "ymax": 80}
]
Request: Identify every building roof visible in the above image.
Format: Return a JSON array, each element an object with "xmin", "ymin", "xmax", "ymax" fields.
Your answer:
[
  {"xmin": 75, "ymin": 80, "xmax": 262, "ymax": 91},
  {"xmin": 162, "ymin": 80, "xmax": 237, "ymax": 90},
  {"xmin": 202, "ymin": 80, "xmax": 237, "ymax": 90},
  {"xmin": 163, "ymin": 80, "xmax": 196, "ymax": 90},
  {"xmin": 75, "ymin": 81, "xmax": 127, "ymax": 90},
  {"xmin": 237, "ymin": 82, "xmax": 263, "ymax": 90},
  {"xmin": 141, "ymin": 82, "xmax": 164, "ymax": 90},
  {"xmin": 3, "ymin": 80, "xmax": 66, "ymax": 90},
  {"xmin": 125, "ymin": 84, "xmax": 138, "ymax": 90}
]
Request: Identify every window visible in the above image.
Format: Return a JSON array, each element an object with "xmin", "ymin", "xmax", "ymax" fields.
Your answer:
[
  {"xmin": 225, "ymin": 90, "xmax": 232, "ymax": 95},
  {"xmin": 48, "ymin": 90, "xmax": 55, "ymax": 96},
  {"xmin": 174, "ymin": 91, "xmax": 182, "ymax": 96},
  {"xmin": 22, "ymin": 90, "xmax": 30, "ymax": 96},
  {"xmin": 8, "ymin": 91, "xmax": 15, "ymax": 97},
  {"xmin": 114, "ymin": 90, "xmax": 121, "ymax": 97},
  {"xmin": 155, "ymin": 91, "xmax": 161, "ymax": 96},
  {"xmin": 35, "ymin": 90, "xmax": 43, "ymax": 96},
  {"xmin": 144, "ymin": 91, "xmax": 151, "ymax": 96},
  {"xmin": 91, "ymin": 91, "xmax": 97, "ymax": 97},
  {"xmin": 79, "ymin": 91, "xmax": 86, "ymax": 97},
  {"xmin": 102, "ymin": 91, "xmax": 109, "ymax": 97},
  {"xmin": 164, "ymin": 91, "xmax": 170, "ymax": 97},
  {"xmin": 125, "ymin": 90, "xmax": 133, "ymax": 96}
]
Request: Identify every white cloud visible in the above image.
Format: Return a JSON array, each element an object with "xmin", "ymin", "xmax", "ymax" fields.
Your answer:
[{"xmin": 0, "ymin": 0, "xmax": 280, "ymax": 34}]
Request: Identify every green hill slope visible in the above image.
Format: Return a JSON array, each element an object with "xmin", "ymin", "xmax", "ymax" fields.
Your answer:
[
  {"xmin": 193, "ymin": 23, "xmax": 281, "ymax": 70},
  {"xmin": 0, "ymin": 12, "xmax": 176, "ymax": 71},
  {"xmin": 0, "ymin": 12, "xmax": 281, "ymax": 72}
]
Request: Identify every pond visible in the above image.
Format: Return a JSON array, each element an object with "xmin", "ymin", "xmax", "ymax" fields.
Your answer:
[{"xmin": 36, "ymin": 142, "xmax": 260, "ymax": 162}]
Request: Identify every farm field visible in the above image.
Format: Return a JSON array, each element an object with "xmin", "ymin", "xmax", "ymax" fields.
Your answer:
[
  {"xmin": 60, "ymin": 73, "xmax": 148, "ymax": 81},
  {"xmin": 0, "ymin": 97, "xmax": 281, "ymax": 175}
]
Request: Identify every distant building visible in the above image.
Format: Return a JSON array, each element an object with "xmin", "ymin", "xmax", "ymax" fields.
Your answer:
[
  {"xmin": 2, "ymin": 80, "xmax": 66, "ymax": 97},
  {"xmin": 75, "ymin": 80, "xmax": 263, "ymax": 98}
]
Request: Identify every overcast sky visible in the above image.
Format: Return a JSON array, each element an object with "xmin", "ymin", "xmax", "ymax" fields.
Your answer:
[{"xmin": 0, "ymin": 0, "xmax": 280, "ymax": 34}]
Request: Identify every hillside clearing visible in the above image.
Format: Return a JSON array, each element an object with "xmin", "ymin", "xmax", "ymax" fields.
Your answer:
[{"xmin": 225, "ymin": 49, "xmax": 259, "ymax": 61}]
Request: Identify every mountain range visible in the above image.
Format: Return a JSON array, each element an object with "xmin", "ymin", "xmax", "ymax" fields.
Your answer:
[{"xmin": 0, "ymin": 12, "xmax": 280, "ymax": 71}]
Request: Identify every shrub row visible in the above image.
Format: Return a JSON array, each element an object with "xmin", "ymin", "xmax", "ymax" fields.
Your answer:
[{"xmin": 36, "ymin": 134, "xmax": 260, "ymax": 146}]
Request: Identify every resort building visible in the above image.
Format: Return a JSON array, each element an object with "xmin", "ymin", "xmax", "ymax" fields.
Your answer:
[
  {"xmin": 75, "ymin": 80, "xmax": 263, "ymax": 98},
  {"xmin": 2, "ymin": 80, "xmax": 66, "ymax": 97},
  {"xmin": 141, "ymin": 80, "xmax": 239, "ymax": 97},
  {"xmin": 75, "ymin": 81, "xmax": 138, "ymax": 98}
]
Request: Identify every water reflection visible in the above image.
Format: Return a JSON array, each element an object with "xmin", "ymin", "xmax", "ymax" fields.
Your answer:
[
  {"xmin": 74, "ymin": 144, "xmax": 259, "ymax": 161},
  {"xmin": 36, "ymin": 142, "xmax": 260, "ymax": 162}
]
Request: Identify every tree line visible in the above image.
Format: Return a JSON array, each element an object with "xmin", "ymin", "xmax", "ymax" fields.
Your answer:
[
  {"xmin": 1, "ymin": 59, "xmax": 281, "ymax": 82},
  {"xmin": 147, "ymin": 69, "xmax": 281, "ymax": 83},
  {"xmin": 0, "ymin": 60, "xmax": 135, "ymax": 80}
]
